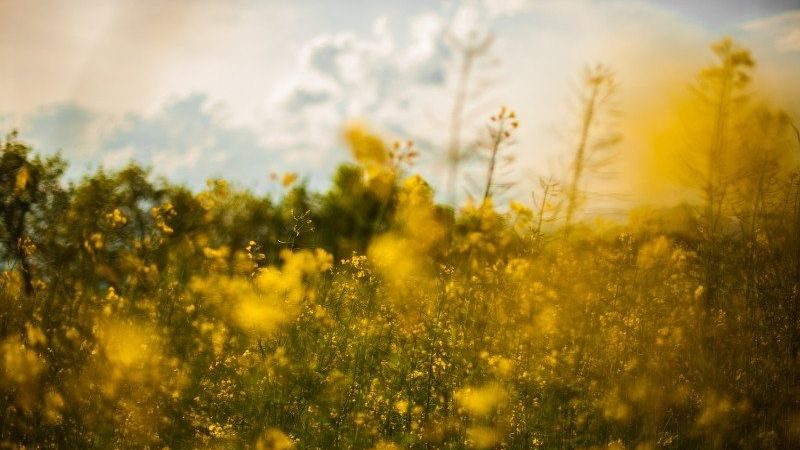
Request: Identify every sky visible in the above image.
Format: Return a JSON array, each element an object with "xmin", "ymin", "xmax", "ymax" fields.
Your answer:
[{"xmin": 1, "ymin": 0, "xmax": 799, "ymax": 206}]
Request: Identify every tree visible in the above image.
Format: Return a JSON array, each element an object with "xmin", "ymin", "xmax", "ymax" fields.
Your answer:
[
  {"xmin": 316, "ymin": 164, "xmax": 395, "ymax": 258},
  {"xmin": 0, "ymin": 131, "xmax": 65, "ymax": 295}
]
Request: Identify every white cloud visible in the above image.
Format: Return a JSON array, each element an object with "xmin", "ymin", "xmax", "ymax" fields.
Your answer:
[
  {"xmin": 741, "ymin": 10, "xmax": 800, "ymax": 31},
  {"xmin": 13, "ymin": 94, "xmax": 307, "ymax": 190},
  {"xmin": 741, "ymin": 9, "xmax": 800, "ymax": 52},
  {"xmin": 777, "ymin": 28, "xmax": 800, "ymax": 51},
  {"xmin": 152, "ymin": 145, "xmax": 202, "ymax": 176},
  {"xmin": 483, "ymin": 0, "xmax": 530, "ymax": 17},
  {"xmin": 258, "ymin": 10, "xmax": 462, "ymax": 181},
  {"xmin": 102, "ymin": 146, "xmax": 135, "ymax": 168},
  {"xmin": 249, "ymin": 0, "xmax": 713, "ymax": 204},
  {"xmin": 5, "ymin": 0, "xmax": 799, "ymax": 206},
  {"xmin": 405, "ymin": 12, "xmax": 447, "ymax": 68}
]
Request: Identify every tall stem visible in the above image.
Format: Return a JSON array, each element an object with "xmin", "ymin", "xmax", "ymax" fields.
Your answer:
[
  {"xmin": 482, "ymin": 122, "xmax": 505, "ymax": 204},
  {"xmin": 447, "ymin": 53, "xmax": 474, "ymax": 204},
  {"xmin": 565, "ymin": 82, "xmax": 600, "ymax": 227}
]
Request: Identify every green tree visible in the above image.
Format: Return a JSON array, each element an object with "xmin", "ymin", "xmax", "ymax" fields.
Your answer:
[
  {"xmin": 0, "ymin": 131, "xmax": 66, "ymax": 295},
  {"xmin": 316, "ymin": 164, "xmax": 395, "ymax": 258}
]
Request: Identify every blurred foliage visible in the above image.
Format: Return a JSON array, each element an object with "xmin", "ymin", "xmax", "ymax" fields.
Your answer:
[{"xmin": 1, "ymin": 39, "xmax": 800, "ymax": 449}]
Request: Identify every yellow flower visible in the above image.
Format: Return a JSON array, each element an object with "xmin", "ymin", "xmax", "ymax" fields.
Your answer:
[
  {"xmin": 151, "ymin": 203, "xmax": 176, "ymax": 235},
  {"xmin": 454, "ymin": 383, "xmax": 507, "ymax": 417},
  {"xmin": 25, "ymin": 323, "xmax": 47, "ymax": 347},
  {"xmin": 191, "ymin": 248, "xmax": 332, "ymax": 337},
  {"xmin": 84, "ymin": 232, "xmax": 104, "ymax": 252},
  {"xmin": 371, "ymin": 441, "xmax": 401, "ymax": 450},
  {"xmin": 105, "ymin": 208, "xmax": 128, "ymax": 228},
  {"xmin": 467, "ymin": 426, "xmax": 501, "ymax": 449},
  {"xmin": 344, "ymin": 122, "xmax": 389, "ymax": 167},
  {"xmin": 282, "ymin": 172, "xmax": 298, "ymax": 187},
  {"xmin": 99, "ymin": 320, "xmax": 156, "ymax": 368},
  {"xmin": 14, "ymin": 166, "xmax": 29, "ymax": 193},
  {"xmin": 43, "ymin": 390, "xmax": 65, "ymax": 424},
  {"xmin": 255, "ymin": 428, "xmax": 295, "ymax": 450},
  {"xmin": 1, "ymin": 336, "xmax": 44, "ymax": 386},
  {"xmin": 202, "ymin": 246, "xmax": 229, "ymax": 260},
  {"xmin": 394, "ymin": 399, "xmax": 409, "ymax": 414}
]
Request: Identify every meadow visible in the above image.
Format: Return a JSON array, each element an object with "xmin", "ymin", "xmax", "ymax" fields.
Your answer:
[{"xmin": 1, "ymin": 38, "xmax": 799, "ymax": 449}]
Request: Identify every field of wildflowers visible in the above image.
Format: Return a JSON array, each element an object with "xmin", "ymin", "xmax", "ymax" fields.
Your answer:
[{"xmin": 1, "ymin": 38, "xmax": 800, "ymax": 449}]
